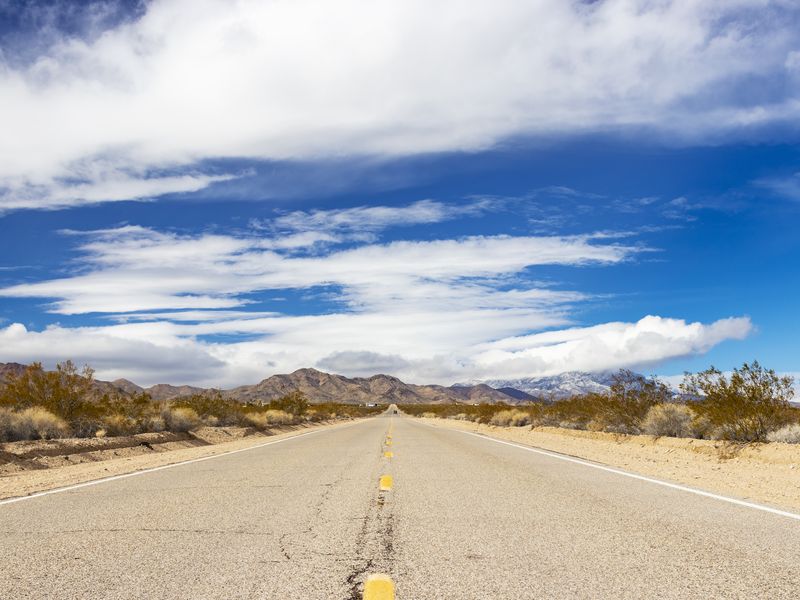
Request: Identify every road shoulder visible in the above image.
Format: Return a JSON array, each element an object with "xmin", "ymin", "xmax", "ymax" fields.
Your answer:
[
  {"xmin": 420, "ymin": 417, "xmax": 800, "ymax": 511},
  {"xmin": 0, "ymin": 419, "xmax": 362, "ymax": 501}
]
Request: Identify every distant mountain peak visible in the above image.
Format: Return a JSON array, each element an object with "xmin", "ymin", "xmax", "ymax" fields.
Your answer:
[{"xmin": 476, "ymin": 371, "xmax": 619, "ymax": 399}]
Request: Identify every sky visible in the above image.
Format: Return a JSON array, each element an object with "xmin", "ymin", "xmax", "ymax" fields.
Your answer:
[{"xmin": 0, "ymin": 0, "xmax": 799, "ymax": 387}]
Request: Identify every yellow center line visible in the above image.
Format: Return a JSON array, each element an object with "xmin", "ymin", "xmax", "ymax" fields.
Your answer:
[
  {"xmin": 364, "ymin": 573, "xmax": 395, "ymax": 600},
  {"xmin": 379, "ymin": 474, "xmax": 393, "ymax": 492},
  {"xmin": 384, "ymin": 451, "xmax": 393, "ymax": 458}
]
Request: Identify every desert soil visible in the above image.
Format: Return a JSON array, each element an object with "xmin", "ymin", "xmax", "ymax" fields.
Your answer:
[
  {"xmin": 424, "ymin": 418, "xmax": 800, "ymax": 511},
  {"xmin": 0, "ymin": 421, "xmax": 356, "ymax": 500}
]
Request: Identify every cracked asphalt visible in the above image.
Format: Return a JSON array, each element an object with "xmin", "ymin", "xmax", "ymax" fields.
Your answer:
[{"xmin": 2, "ymin": 414, "xmax": 800, "ymax": 599}]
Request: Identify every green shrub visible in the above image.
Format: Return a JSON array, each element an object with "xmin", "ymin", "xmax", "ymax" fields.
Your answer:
[
  {"xmin": 0, "ymin": 361, "xmax": 94, "ymax": 421},
  {"xmin": 681, "ymin": 361, "xmax": 794, "ymax": 442},
  {"xmin": 267, "ymin": 392, "xmax": 309, "ymax": 416}
]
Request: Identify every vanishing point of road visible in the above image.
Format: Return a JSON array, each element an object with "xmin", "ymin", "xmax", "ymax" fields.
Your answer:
[{"xmin": 2, "ymin": 412, "xmax": 799, "ymax": 599}]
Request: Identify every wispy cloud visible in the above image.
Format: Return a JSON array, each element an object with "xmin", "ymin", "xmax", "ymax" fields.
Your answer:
[
  {"xmin": 0, "ymin": 225, "xmax": 633, "ymax": 314},
  {"xmin": 755, "ymin": 172, "xmax": 800, "ymax": 201},
  {"xmin": 2, "ymin": 0, "xmax": 800, "ymax": 210},
  {"xmin": 271, "ymin": 198, "xmax": 492, "ymax": 234},
  {"xmin": 0, "ymin": 171, "xmax": 237, "ymax": 212},
  {"xmin": 0, "ymin": 219, "xmax": 752, "ymax": 386},
  {"xmin": 251, "ymin": 198, "xmax": 498, "ymax": 249}
]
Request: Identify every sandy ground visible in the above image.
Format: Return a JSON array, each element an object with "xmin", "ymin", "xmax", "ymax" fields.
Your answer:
[
  {"xmin": 0, "ymin": 420, "xmax": 357, "ymax": 500},
  {"xmin": 423, "ymin": 418, "xmax": 800, "ymax": 511}
]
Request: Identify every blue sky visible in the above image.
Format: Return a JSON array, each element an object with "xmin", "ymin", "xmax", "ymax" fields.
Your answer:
[{"xmin": 0, "ymin": 0, "xmax": 799, "ymax": 387}]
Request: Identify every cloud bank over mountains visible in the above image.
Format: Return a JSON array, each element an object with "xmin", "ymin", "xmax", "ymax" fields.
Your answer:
[
  {"xmin": 0, "ymin": 201, "xmax": 752, "ymax": 386},
  {"xmin": 1, "ymin": 0, "xmax": 800, "ymax": 210}
]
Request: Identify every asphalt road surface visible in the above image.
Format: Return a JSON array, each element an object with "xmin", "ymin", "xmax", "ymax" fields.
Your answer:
[{"xmin": 2, "ymin": 414, "xmax": 800, "ymax": 599}]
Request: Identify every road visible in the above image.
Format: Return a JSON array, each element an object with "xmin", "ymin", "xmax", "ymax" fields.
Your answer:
[{"xmin": 2, "ymin": 414, "xmax": 800, "ymax": 599}]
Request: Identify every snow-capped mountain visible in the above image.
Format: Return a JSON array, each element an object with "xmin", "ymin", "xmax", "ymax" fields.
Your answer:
[{"xmin": 477, "ymin": 371, "xmax": 619, "ymax": 400}]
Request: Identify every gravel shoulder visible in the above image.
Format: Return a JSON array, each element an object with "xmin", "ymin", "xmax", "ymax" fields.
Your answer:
[
  {"xmin": 422, "ymin": 418, "xmax": 800, "ymax": 511},
  {"xmin": 0, "ymin": 420, "xmax": 360, "ymax": 500}
]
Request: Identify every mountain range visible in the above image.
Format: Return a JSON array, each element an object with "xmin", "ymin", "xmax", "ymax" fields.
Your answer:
[
  {"xmin": 0, "ymin": 363, "xmax": 619, "ymax": 405},
  {"xmin": 475, "ymin": 371, "xmax": 618, "ymax": 399}
]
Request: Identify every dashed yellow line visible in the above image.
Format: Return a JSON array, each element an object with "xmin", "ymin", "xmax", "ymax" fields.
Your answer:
[
  {"xmin": 379, "ymin": 475, "xmax": 393, "ymax": 492},
  {"xmin": 364, "ymin": 573, "xmax": 395, "ymax": 600},
  {"xmin": 384, "ymin": 451, "xmax": 393, "ymax": 458}
]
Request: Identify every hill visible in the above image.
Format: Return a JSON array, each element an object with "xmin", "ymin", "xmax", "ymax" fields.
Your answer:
[{"xmin": 0, "ymin": 363, "xmax": 527, "ymax": 405}]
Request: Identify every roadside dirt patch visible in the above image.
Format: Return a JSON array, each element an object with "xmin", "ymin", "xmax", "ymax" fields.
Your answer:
[
  {"xmin": 0, "ymin": 420, "xmax": 355, "ymax": 500},
  {"xmin": 423, "ymin": 419, "xmax": 800, "ymax": 512}
]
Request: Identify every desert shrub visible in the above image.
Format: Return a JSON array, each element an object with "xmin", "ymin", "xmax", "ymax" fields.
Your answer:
[
  {"xmin": 490, "ymin": 409, "xmax": 530, "ymax": 427},
  {"xmin": 162, "ymin": 407, "xmax": 201, "ymax": 432},
  {"xmin": 71, "ymin": 416, "xmax": 103, "ymax": 438},
  {"xmin": 25, "ymin": 408, "xmax": 70, "ymax": 439},
  {"xmin": 145, "ymin": 416, "xmax": 166, "ymax": 432},
  {"xmin": 549, "ymin": 395, "xmax": 602, "ymax": 429},
  {"xmin": 681, "ymin": 361, "xmax": 794, "ymax": 442},
  {"xmin": 489, "ymin": 410, "xmax": 513, "ymax": 426},
  {"xmin": 599, "ymin": 370, "xmax": 671, "ymax": 433},
  {"xmin": 0, "ymin": 361, "xmax": 94, "ymax": 420},
  {"xmin": 263, "ymin": 409, "xmax": 295, "ymax": 425},
  {"xmin": 767, "ymin": 424, "xmax": 800, "ymax": 444},
  {"xmin": 421, "ymin": 412, "xmax": 438, "ymax": 419},
  {"xmin": 242, "ymin": 412, "xmax": 269, "ymax": 429},
  {"xmin": 242, "ymin": 409, "xmax": 295, "ymax": 428},
  {"xmin": 101, "ymin": 413, "xmax": 139, "ymax": 436},
  {"xmin": 0, "ymin": 407, "xmax": 70, "ymax": 441},
  {"xmin": 95, "ymin": 428, "xmax": 107, "ymax": 438},
  {"xmin": 267, "ymin": 392, "xmax": 309, "ymax": 417},
  {"xmin": 172, "ymin": 392, "xmax": 244, "ymax": 426},
  {"xmin": 688, "ymin": 413, "xmax": 713, "ymax": 439},
  {"xmin": 641, "ymin": 403, "xmax": 694, "ymax": 438},
  {"xmin": 0, "ymin": 408, "xmax": 15, "ymax": 441}
]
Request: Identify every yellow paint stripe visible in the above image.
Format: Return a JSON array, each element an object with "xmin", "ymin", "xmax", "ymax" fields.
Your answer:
[
  {"xmin": 385, "ymin": 440, "xmax": 392, "ymax": 446},
  {"xmin": 364, "ymin": 573, "xmax": 395, "ymax": 600},
  {"xmin": 379, "ymin": 474, "xmax": 393, "ymax": 492},
  {"xmin": 384, "ymin": 451, "xmax": 393, "ymax": 458}
]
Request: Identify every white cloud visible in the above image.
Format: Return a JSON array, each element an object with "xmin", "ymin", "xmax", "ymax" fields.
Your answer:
[
  {"xmin": 0, "ymin": 171, "xmax": 236, "ymax": 212},
  {"xmin": 1, "ymin": 0, "xmax": 799, "ymax": 209},
  {"xmin": 0, "ymin": 314, "xmax": 753, "ymax": 387},
  {"xmin": 268, "ymin": 198, "xmax": 493, "ymax": 236},
  {"xmin": 755, "ymin": 172, "xmax": 800, "ymax": 201},
  {"xmin": 0, "ymin": 225, "xmax": 633, "ymax": 314},
  {"xmin": 0, "ymin": 222, "xmax": 752, "ymax": 386},
  {"xmin": 0, "ymin": 322, "xmax": 227, "ymax": 385},
  {"xmin": 467, "ymin": 315, "xmax": 754, "ymax": 379}
]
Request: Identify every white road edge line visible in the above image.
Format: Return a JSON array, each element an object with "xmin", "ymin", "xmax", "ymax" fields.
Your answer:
[
  {"xmin": 0, "ymin": 420, "xmax": 363, "ymax": 507},
  {"xmin": 447, "ymin": 427, "xmax": 800, "ymax": 521}
]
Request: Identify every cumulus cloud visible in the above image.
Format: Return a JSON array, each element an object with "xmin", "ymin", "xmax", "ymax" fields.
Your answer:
[
  {"xmin": 1, "ymin": 0, "xmax": 800, "ymax": 209},
  {"xmin": 0, "ymin": 314, "xmax": 753, "ymax": 387},
  {"xmin": 0, "ymin": 322, "xmax": 227, "ymax": 385},
  {"xmin": 467, "ymin": 315, "xmax": 754, "ymax": 379}
]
